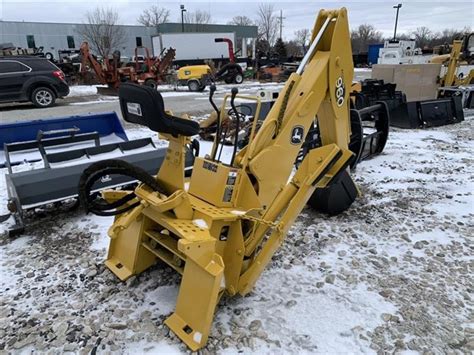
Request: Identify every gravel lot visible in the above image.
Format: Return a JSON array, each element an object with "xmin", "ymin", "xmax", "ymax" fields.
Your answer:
[{"xmin": 0, "ymin": 87, "xmax": 472, "ymax": 353}]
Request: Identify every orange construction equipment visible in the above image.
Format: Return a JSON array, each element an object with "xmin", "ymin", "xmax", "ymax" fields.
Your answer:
[{"xmin": 80, "ymin": 42, "xmax": 175, "ymax": 94}]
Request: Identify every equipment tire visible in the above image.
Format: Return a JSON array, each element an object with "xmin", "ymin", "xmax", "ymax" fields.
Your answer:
[
  {"xmin": 188, "ymin": 80, "xmax": 200, "ymax": 92},
  {"xmin": 234, "ymin": 73, "xmax": 244, "ymax": 84},
  {"xmin": 31, "ymin": 87, "xmax": 56, "ymax": 108},
  {"xmin": 45, "ymin": 52, "xmax": 54, "ymax": 61},
  {"xmin": 144, "ymin": 78, "xmax": 158, "ymax": 89}
]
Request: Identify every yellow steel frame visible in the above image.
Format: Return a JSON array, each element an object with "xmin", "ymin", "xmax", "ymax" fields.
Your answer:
[
  {"xmin": 102, "ymin": 8, "xmax": 356, "ymax": 351},
  {"xmin": 432, "ymin": 37, "xmax": 474, "ymax": 87}
]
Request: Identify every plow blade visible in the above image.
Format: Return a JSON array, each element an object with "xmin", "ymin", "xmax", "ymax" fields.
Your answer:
[
  {"xmin": 1, "ymin": 112, "xmax": 127, "ymax": 168},
  {"xmin": 1, "ymin": 112, "xmax": 197, "ymax": 236}
]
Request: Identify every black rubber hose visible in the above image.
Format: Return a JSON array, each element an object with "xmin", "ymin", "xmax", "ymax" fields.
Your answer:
[
  {"xmin": 227, "ymin": 104, "xmax": 252, "ymax": 118},
  {"xmin": 78, "ymin": 159, "xmax": 164, "ymax": 216},
  {"xmin": 230, "ymin": 87, "xmax": 239, "ymax": 166},
  {"xmin": 208, "ymin": 84, "xmax": 221, "ymax": 160}
]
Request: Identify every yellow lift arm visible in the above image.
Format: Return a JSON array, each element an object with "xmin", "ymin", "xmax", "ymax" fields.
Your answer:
[
  {"xmin": 431, "ymin": 33, "xmax": 474, "ymax": 87},
  {"xmin": 83, "ymin": 7, "xmax": 357, "ymax": 351}
]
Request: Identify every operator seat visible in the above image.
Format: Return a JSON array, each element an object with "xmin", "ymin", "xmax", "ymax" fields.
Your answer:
[{"xmin": 118, "ymin": 83, "xmax": 199, "ymax": 137}]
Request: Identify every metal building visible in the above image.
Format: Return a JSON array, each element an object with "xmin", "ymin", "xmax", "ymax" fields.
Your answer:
[
  {"xmin": 0, "ymin": 21, "xmax": 156, "ymax": 60},
  {"xmin": 0, "ymin": 20, "xmax": 258, "ymax": 60}
]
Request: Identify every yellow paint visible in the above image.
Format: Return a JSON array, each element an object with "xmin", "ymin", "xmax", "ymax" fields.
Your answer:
[
  {"xmin": 102, "ymin": 7, "xmax": 358, "ymax": 351},
  {"xmin": 177, "ymin": 65, "xmax": 211, "ymax": 81}
]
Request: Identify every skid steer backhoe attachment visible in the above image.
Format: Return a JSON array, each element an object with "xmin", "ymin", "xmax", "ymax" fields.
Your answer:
[{"xmin": 80, "ymin": 8, "xmax": 362, "ymax": 351}]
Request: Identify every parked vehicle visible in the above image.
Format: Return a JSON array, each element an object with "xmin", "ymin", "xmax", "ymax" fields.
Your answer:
[
  {"xmin": 152, "ymin": 32, "xmax": 236, "ymax": 66},
  {"xmin": 177, "ymin": 65, "xmax": 212, "ymax": 91},
  {"xmin": 0, "ymin": 56, "xmax": 69, "ymax": 107},
  {"xmin": 177, "ymin": 37, "xmax": 244, "ymax": 91}
]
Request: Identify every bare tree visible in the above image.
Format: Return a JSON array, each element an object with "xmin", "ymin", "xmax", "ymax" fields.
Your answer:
[
  {"xmin": 411, "ymin": 26, "xmax": 433, "ymax": 49},
  {"xmin": 137, "ymin": 5, "xmax": 170, "ymax": 29},
  {"xmin": 78, "ymin": 7, "xmax": 125, "ymax": 59},
  {"xmin": 182, "ymin": 9, "xmax": 212, "ymax": 32},
  {"xmin": 430, "ymin": 27, "xmax": 471, "ymax": 47},
  {"xmin": 351, "ymin": 24, "xmax": 383, "ymax": 53},
  {"xmin": 227, "ymin": 16, "xmax": 254, "ymax": 26},
  {"xmin": 183, "ymin": 10, "xmax": 212, "ymax": 25},
  {"xmin": 256, "ymin": 3, "xmax": 278, "ymax": 53},
  {"xmin": 294, "ymin": 28, "xmax": 310, "ymax": 52},
  {"xmin": 285, "ymin": 40, "xmax": 302, "ymax": 57}
]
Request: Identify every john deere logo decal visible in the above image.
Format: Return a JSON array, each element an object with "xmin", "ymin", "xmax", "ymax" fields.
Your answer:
[
  {"xmin": 290, "ymin": 125, "xmax": 304, "ymax": 145},
  {"xmin": 335, "ymin": 76, "xmax": 345, "ymax": 107}
]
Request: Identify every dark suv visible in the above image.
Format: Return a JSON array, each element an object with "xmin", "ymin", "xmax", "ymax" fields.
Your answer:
[{"xmin": 0, "ymin": 57, "xmax": 69, "ymax": 108}]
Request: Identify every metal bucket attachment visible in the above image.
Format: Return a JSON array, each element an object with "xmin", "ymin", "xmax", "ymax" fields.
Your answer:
[
  {"xmin": 395, "ymin": 95, "xmax": 464, "ymax": 129},
  {"xmin": 418, "ymin": 95, "xmax": 464, "ymax": 127},
  {"xmin": 306, "ymin": 103, "xmax": 389, "ymax": 215},
  {"xmin": 353, "ymin": 79, "xmax": 465, "ymax": 129}
]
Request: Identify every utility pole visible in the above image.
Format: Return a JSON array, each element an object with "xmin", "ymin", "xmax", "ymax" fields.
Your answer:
[
  {"xmin": 180, "ymin": 4, "xmax": 186, "ymax": 32},
  {"xmin": 393, "ymin": 3, "xmax": 402, "ymax": 40},
  {"xmin": 278, "ymin": 10, "xmax": 285, "ymax": 39}
]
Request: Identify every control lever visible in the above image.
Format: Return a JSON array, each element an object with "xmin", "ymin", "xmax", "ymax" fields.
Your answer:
[
  {"xmin": 208, "ymin": 84, "xmax": 221, "ymax": 160},
  {"xmin": 230, "ymin": 87, "xmax": 239, "ymax": 166}
]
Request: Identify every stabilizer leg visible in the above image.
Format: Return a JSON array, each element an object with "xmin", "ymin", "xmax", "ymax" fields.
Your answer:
[{"xmin": 165, "ymin": 239, "xmax": 224, "ymax": 351}]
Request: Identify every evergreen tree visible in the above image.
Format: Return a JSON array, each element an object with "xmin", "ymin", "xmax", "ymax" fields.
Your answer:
[{"xmin": 274, "ymin": 38, "xmax": 287, "ymax": 61}]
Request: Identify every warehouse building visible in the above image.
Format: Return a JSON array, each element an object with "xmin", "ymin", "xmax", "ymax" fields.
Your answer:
[{"xmin": 0, "ymin": 20, "xmax": 258, "ymax": 61}]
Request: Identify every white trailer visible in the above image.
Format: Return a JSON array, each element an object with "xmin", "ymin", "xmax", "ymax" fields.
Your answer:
[
  {"xmin": 152, "ymin": 32, "xmax": 236, "ymax": 62},
  {"xmin": 378, "ymin": 40, "xmax": 433, "ymax": 65}
]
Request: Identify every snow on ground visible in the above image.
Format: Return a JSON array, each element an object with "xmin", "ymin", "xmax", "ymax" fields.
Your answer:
[
  {"xmin": 67, "ymin": 85, "xmax": 102, "ymax": 97},
  {"xmin": 0, "ymin": 110, "xmax": 473, "ymax": 354},
  {"xmin": 69, "ymin": 98, "xmax": 119, "ymax": 106},
  {"xmin": 66, "ymin": 81, "xmax": 285, "ymax": 98}
]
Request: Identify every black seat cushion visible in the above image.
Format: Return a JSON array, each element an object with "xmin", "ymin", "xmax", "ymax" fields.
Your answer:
[{"xmin": 118, "ymin": 83, "xmax": 199, "ymax": 137}]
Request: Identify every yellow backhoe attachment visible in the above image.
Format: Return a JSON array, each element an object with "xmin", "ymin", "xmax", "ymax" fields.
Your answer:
[
  {"xmin": 80, "ymin": 7, "xmax": 357, "ymax": 351},
  {"xmin": 430, "ymin": 34, "xmax": 474, "ymax": 86}
]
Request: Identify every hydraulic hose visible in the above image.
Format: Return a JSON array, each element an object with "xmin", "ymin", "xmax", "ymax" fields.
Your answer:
[
  {"xmin": 208, "ymin": 84, "xmax": 221, "ymax": 160},
  {"xmin": 229, "ymin": 87, "xmax": 239, "ymax": 166},
  {"xmin": 78, "ymin": 159, "xmax": 164, "ymax": 216}
]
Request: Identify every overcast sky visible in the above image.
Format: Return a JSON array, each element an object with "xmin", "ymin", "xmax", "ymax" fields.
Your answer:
[{"xmin": 1, "ymin": 0, "xmax": 473, "ymax": 40}]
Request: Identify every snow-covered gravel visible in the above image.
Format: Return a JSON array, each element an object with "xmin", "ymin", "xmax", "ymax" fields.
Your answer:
[{"xmin": 0, "ymin": 112, "xmax": 473, "ymax": 354}]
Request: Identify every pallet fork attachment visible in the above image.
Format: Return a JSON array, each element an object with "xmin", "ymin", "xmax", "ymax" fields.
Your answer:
[{"xmin": 80, "ymin": 7, "xmax": 362, "ymax": 351}]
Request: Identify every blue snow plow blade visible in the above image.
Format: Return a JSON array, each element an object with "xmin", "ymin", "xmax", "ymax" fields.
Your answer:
[
  {"xmin": 0, "ymin": 112, "xmax": 127, "ymax": 149},
  {"xmin": 0, "ymin": 111, "xmax": 199, "ymax": 236},
  {"xmin": 0, "ymin": 112, "xmax": 128, "ymax": 168}
]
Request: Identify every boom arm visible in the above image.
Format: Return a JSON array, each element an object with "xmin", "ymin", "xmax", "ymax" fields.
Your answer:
[
  {"xmin": 79, "ymin": 42, "xmax": 107, "ymax": 85},
  {"xmin": 441, "ymin": 40, "xmax": 463, "ymax": 87},
  {"xmin": 232, "ymin": 8, "xmax": 354, "ymax": 292},
  {"xmin": 239, "ymin": 8, "xmax": 353, "ymax": 210},
  {"xmin": 432, "ymin": 33, "xmax": 474, "ymax": 87}
]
